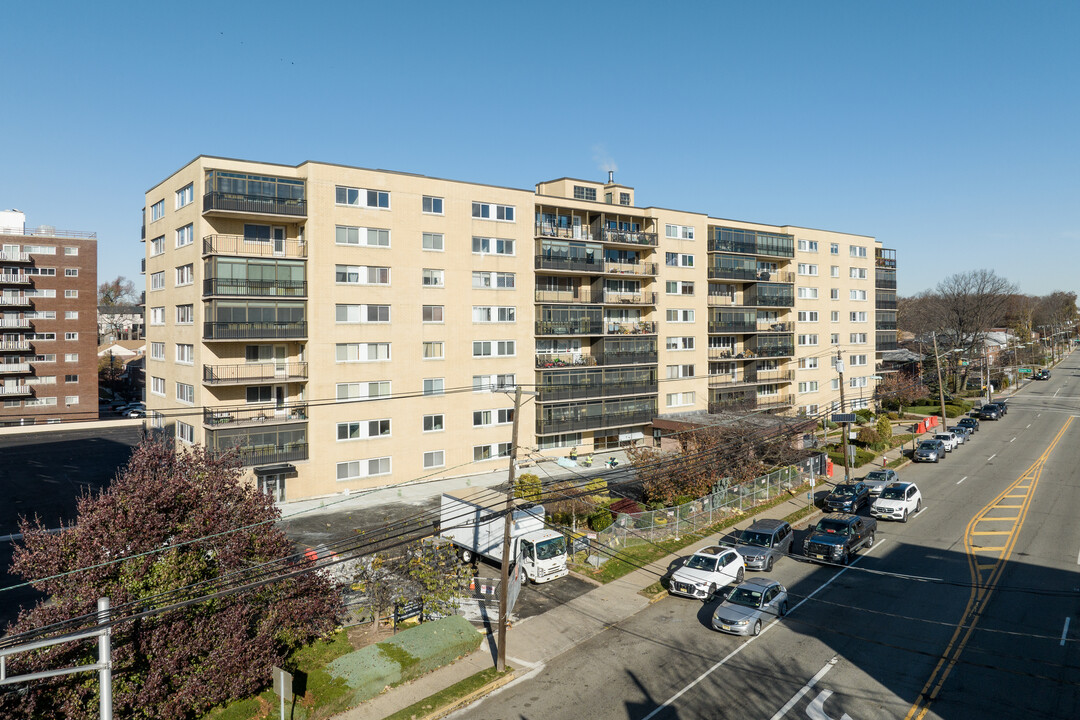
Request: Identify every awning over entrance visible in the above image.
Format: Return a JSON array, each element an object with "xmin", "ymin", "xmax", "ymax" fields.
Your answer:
[{"xmin": 253, "ymin": 463, "xmax": 296, "ymax": 476}]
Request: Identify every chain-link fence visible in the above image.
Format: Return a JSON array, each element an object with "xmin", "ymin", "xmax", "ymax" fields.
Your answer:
[{"xmin": 588, "ymin": 453, "xmax": 826, "ymax": 553}]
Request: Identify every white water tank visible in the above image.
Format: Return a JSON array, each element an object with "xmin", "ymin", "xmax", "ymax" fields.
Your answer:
[{"xmin": 0, "ymin": 209, "xmax": 26, "ymax": 233}]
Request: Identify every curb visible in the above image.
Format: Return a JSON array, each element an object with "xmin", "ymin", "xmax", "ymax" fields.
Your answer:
[{"xmin": 408, "ymin": 667, "xmax": 518, "ymax": 720}]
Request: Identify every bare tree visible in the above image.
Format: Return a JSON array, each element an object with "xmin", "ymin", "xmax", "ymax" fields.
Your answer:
[
  {"xmin": 934, "ymin": 270, "xmax": 1017, "ymax": 391},
  {"xmin": 98, "ymin": 275, "xmax": 138, "ymax": 306}
]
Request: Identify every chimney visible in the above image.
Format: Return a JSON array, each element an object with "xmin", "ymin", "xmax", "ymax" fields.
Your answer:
[{"xmin": 608, "ymin": 170, "xmax": 614, "ymax": 184}]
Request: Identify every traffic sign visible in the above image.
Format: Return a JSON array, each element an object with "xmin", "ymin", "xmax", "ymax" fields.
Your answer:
[{"xmin": 831, "ymin": 413, "xmax": 857, "ymax": 423}]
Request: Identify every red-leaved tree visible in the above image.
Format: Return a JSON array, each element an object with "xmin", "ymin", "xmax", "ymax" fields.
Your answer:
[{"xmin": 1, "ymin": 440, "xmax": 340, "ymax": 719}]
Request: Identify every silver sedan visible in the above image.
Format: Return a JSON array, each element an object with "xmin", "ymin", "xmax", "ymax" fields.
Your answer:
[{"xmin": 711, "ymin": 578, "xmax": 789, "ymax": 636}]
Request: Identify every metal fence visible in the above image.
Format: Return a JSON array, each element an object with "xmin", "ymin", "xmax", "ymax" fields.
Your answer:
[{"xmin": 587, "ymin": 453, "xmax": 827, "ymax": 552}]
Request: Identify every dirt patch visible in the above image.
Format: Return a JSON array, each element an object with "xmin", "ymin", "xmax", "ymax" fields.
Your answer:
[{"xmin": 347, "ymin": 622, "xmax": 395, "ymax": 649}]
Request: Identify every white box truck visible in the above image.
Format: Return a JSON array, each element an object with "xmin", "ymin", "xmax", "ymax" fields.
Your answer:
[{"xmin": 440, "ymin": 487, "xmax": 568, "ymax": 584}]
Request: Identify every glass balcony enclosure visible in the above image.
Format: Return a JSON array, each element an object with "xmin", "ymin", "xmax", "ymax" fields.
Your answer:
[
  {"xmin": 204, "ymin": 257, "xmax": 306, "ymax": 297},
  {"xmin": 203, "ymin": 170, "xmax": 306, "ymax": 216},
  {"xmin": 709, "ymin": 227, "xmax": 794, "ymax": 258}
]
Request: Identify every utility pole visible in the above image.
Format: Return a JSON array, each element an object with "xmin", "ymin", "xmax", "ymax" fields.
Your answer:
[
  {"xmin": 836, "ymin": 349, "xmax": 850, "ymax": 482},
  {"xmin": 496, "ymin": 384, "xmax": 523, "ymax": 673},
  {"xmin": 932, "ymin": 331, "xmax": 948, "ymax": 426},
  {"xmin": 984, "ymin": 344, "xmax": 991, "ymax": 404}
]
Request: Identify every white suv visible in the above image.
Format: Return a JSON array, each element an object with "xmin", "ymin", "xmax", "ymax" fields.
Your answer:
[
  {"xmin": 669, "ymin": 545, "xmax": 746, "ymax": 600},
  {"xmin": 871, "ymin": 482, "xmax": 922, "ymax": 522},
  {"xmin": 933, "ymin": 432, "xmax": 958, "ymax": 452}
]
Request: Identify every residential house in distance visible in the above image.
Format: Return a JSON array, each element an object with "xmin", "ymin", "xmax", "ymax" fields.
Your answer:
[
  {"xmin": 1, "ymin": 209, "xmax": 98, "ymax": 425},
  {"xmin": 98, "ymin": 303, "xmax": 145, "ymax": 343}
]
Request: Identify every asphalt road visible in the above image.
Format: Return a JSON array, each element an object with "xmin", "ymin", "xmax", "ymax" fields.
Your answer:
[{"xmin": 457, "ymin": 355, "xmax": 1080, "ymax": 720}]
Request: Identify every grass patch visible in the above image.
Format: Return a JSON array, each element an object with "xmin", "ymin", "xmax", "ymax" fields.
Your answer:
[
  {"xmin": 574, "ymin": 481, "xmax": 812, "ymax": 585},
  {"xmin": 782, "ymin": 503, "xmax": 819, "ymax": 524},
  {"xmin": 382, "ymin": 667, "xmax": 513, "ymax": 720}
]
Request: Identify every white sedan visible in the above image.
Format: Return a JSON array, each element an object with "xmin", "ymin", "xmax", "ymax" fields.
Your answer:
[{"xmin": 871, "ymin": 482, "xmax": 923, "ymax": 522}]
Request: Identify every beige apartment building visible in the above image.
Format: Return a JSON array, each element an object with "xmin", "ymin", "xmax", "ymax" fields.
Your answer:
[{"xmin": 143, "ymin": 157, "xmax": 896, "ymax": 501}]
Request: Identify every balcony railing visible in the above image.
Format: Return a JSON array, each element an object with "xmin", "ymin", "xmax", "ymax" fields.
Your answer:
[
  {"xmin": 0, "ymin": 384, "xmax": 31, "ymax": 397},
  {"xmin": 752, "ymin": 343, "xmax": 796, "ymax": 358},
  {"xmin": 606, "ymin": 321, "xmax": 657, "ymax": 335},
  {"xmin": 533, "ymin": 256, "xmax": 658, "ymax": 276},
  {"xmin": 745, "ymin": 292, "xmax": 795, "ymax": 308},
  {"xmin": 602, "ymin": 291, "xmax": 657, "ymax": 305},
  {"xmin": 211, "ymin": 443, "xmax": 309, "ymax": 467},
  {"xmin": 0, "ymin": 273, "xmax": 31, "ymax": 284},
  {"xmin": 708, "ymin": 267, "xmax": 757, "ymax": 281},
  {"xmin": 203, "ymin": 278, "xmax": 308, "ymax": 297},
  {"xmin": 537, "ymin": 407, "xmax": 656, "ymax": 435},
  {"xmin": 0, "ymin": 251, "xmax": 31, "ymax": 263},
  {"xmin": 204, "ymin": 321, "xmax": 307, "ymax": 340},
  {"xmin": 708, "ymin": 369, "xmax": 795, "ymax": 386},
  {"xmin": 535, "ymin": 224, "xmax": 594, "ymax": 241},
  {"xmin": 534, "ymin": 290, "xmax": 596, "ymax": 304},
  {"xmin": 0, "ymin": 318, "xmax": 31, "ymax": 330},
  {"xmin": 536, "ymin": 353, "xmax": 597, "ymax": 368},
  {"xmin": 876, "ymin": 320, "xmax": 897, "ymax": 330},
  {"xmin": 203, "ymin": 234, "xmax": 308, "ymax": 259},
  {"xmin": 876, "ymin": 299, "xmax": 898, "ymax": 310},
  {"xmin": 707, "ymin": 294, "xmax": 736, "ymax": 306},
  {"xmin": 203, "ymin": 192, "xmax": 307, "ymax": 217},
  {"xmin": 0, "ymin": 340, "xmax": 31, "ymax": 352},
  {"xmin": 708, "ymin": 321, "xmax": 756, "ymax": 334},
  {"xmin": 708, "ymin": 394, "xmax": 795, "ymax": 413},
  {"xmin": 598, "ymin": 351, "xmax": 658, "ymax": 365},
  {"xmin": 759, "ymin": 321, "xmax": 793, "ymax": 332},
  {"xmin": 605, "ymin": 261, "xmax": 658, "ymax": 276},
  {"xmin": 538, "ymin": 381, "xmax": 658, "ymax": 403},
  {"xmin": 535, "ymin": 321, "xmax": 605, "ymax": 336},
  {"xmin": 0, "ymin": 294, "xmax": 32, "ymax": 308},
  {"xmin": 203, "ymin": 402, "xmax": 309, "ymax": 428},
  {"xmin": 707, "ymin": 239, "xmax": 794, "ymax": 258},
  {"xmin": 598, "ymin": 228, "xmax": 658, "ymax": 246},
  {"xmin": 202, "ymin": 362, "xmax": 309, "ymax": 384},
  {"xmin": 0, "ymin": 362, "xmax": 31, "ymax": 375}
]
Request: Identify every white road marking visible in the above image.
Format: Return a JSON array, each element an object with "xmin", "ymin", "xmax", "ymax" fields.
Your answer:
[
  {"xmin": 988, "ymin": 454, "xmax": 997, "ymax": 461},
  {"xmin": 1010, "ymin": 437, "xmax": 1016, "ymax": 443},
  {"xmin": 643, "ymin": 542, "xmax": 886, "ymax": 720},
  {"xmin": 957, "ymin": 476, "xmax": 968, "ymax": 485},
  {"xmin": 768, "ymin": 656, "xmax": 839, "ymax": 720},
  {"xmin": 1076, "ymin": 546, "xmax": 1080, "ymax": 565},
  {"xmin": 1054, "ymin": 389, "xmax": 1062, "ymax": 398},
  {"xmin": 1026, "ymin": 424, "xmax": 1032, "ymax": 429},
  {"xmin": 807, "ymin": 689, "xmax": 854, "ymax": 720},
  {"xmin": 1062, "ymin": 618, "xmax": 1071, "ymax": 647}
]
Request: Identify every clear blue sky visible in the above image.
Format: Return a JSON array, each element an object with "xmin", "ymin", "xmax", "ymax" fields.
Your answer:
[{"xmin": 2, "ymin": 1, "xmax": 1077, "ymax": 299}]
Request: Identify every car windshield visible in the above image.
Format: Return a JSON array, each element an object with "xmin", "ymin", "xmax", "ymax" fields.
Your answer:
[
  {"xmin": 880, "ymin": 487, "xmax": 906, "ymax": 500},
  {"xmin": 831, "ymin": 485, "xmax": 857, "ymax": 497},
  {"xmin": 739, "ymin": 531, "xmax": 772, "ymax": 548},
  {"xmin": 536, "ymin": 536, "xmax": 566, "ymax": 560},
  {"xmin": 685, "ymin": 555, "xmax": 718, "ymax": 571},
  {"xmin": 815, "ymin": 520, "xmax": 849, "ymax": 535},
  {"xmin": 918, "ymin": 442, "xmax": 936, "ymax": 450},
  {"xmin": 865, "ymin": 471, "xmax": 889, "ymax": 482},
  {"xmin": 726, "ymin": 587, "xmax": 764, "ymax": 608}
]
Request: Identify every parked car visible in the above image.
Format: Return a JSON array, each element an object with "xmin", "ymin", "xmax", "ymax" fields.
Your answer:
[
  {"xmin": 948, "ymin": 426, "xmax": 969, "ymax": 443},
  {"xmin": 1034, "ymin": 370, "xmax": 1050, "ymax": 380},
  {"xmin": 669, "ymin": 545, "xmax": 745, "ymax": 600},
  {"xmin": 802, "ymin": 514, "xmax": 877, "ymax": 565},
  {"xmin": 933, "ymin": 432, "xmax": 959, "ymax": 452},
  {"xmin": 823, "ymin": 482, "xmax": 871, "ymax": 513},
  {"xmin": 871, "ymin": 482, "xmax": 923, "ymax": 523},
  {"xmin": 729, "ymin": 519, "xmax": 794, "ymax": 572},
  {"xmin": 989, "ymin": 400, "xmax": 1008, "ymax": 415},
  {"xmin": 914, "ymin": 439, "xmax": 946, "ymax": 463},
  {"xmin": 711, "ymin": 579, "xmax": 789, "ymax": 636},
  {"xmin": 979, "ymin": 405, "xmax": 1001, "ymax": 421},
  {"xmin": 125, "ymin": 407, "xmax": 146, "ymax": 418},
  {"xmin": 862, "ymin": 469, "xmax": 900, "ymax": 496},
  {"xmin": 957, "ymin": 417, "xmax": 980, "ymax": 433}
]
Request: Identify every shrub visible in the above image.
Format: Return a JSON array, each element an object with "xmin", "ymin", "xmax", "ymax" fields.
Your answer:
[
  {"xmin": 876, "ymin": 416, "xmax": 893, "ymax": 441},
  {"xmin": 588, "ymin": 508, "xmax": 614, "ymax": 531},
  {"xmin": 855, "ymin": 409, "xmax": 875, "ymax": 424},
  {"xmin": 856, "ymin": 427, "xmax": 880, "ymax": 445}
]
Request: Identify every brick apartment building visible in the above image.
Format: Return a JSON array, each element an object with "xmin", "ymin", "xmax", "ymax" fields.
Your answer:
[{"xmin": 0, "ymin": 209, "xmax": 99, "ymax": 425}]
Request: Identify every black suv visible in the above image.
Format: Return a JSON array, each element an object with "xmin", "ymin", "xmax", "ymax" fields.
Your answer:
[
  {"xmin": 803, "ymin": 514, "xmax": 877, "ymax": 565},
  {"xmin": 823, "ymin": 482, "xmax": 870, "ymax": 513},
  {"xmin": 957, "ymin": 417, "xmax": 980, "ymax": 433},
  {"xmin": 979, "ymin": 404, "xmax": 1001, "ymax": 420}
]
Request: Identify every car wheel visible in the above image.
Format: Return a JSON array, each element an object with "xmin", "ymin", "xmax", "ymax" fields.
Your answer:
[
  {"xmin": 841, "ymin": 550, "xmax": 850, "ymax": 565},
  {"xmin": 765, "ymin": 556, "xmax": 774, "ymax": 572},
  {"xmin": 916, "ymin": 499, "xmax": 922, "ymax": 512},
  {"xmin": 934, "ymin": 456, "xmax": 940, "ymax": 463},
  {"xmin": 902, "ymin": 509, "xmax": 909, "ymax": 523},
  {"xmin": 736, "ymin": 567, "xmax": 745, "ymax": 584},
  {"xmin": 779, "ymin": 601, "xmax": 788, "ymax": 617},
  {"xmin": 520, "ymin": 567, "xmax": 530, "ymax": 585},
  {"xmin": 752, "ymin": 619, "xmax": 762, "ymax": 636},
  {"xmin": 459, "ymin": 548, "xmax": 473, "ymax": 564},
  {"xmin": 708, "ymin": 583, "xmax": 717, "ymax": 600},
  {"xmin": 865, "ymin": 532, "xmax": 875, "ymax": 548}
]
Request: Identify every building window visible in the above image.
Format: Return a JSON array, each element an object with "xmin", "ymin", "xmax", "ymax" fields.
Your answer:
[
  {"xmin": 335, "ymin": 226, "xmax": 390, "ymax": 247},
  {"xmin": 666, "ymin": 391, "xmax": 695, "ymax": 408},
  {"xmin": 336, "ymin": 381, "xmax": 391, "ymax": 401},
  {"xmin": 150, "ymin": 307, "xmax": 165, "ymax": 325},
  {"xmin": 619, "ymin": 192, "xmax": 631, "ymax": 205},
  {"xmin": 798, "ymin": 381, "xmax": 819, "ymax": 393},
  {"xmin": 849, "ymin": 290, "xmax": 867, "ymax": 301},
  {"xmin": 423, "ymin": 414, "xmax": 444, "ymax": 432},
  {"xmin": 423, "ymin": 341, "xmax": 444, "ymax": 359},
  {"xmin": 151, "ymin": 376, "xmax": 165, "ymax": 396},
  {"xmin": 665, "ymin": 281, "xmax": 694, "ymax": 295},
  {"xmin": 798, "ymin": 239, "xmax": 818, "ymax": 252},
  {"xmin": 830, "ymin": 265, "xmax": 840, "ymax": 278},
  {"xmin": 175, "ymin": 344, "xmax": 193, "ymax": 364},
  {"xmin": 473, "ymin": 408, "xmax": 514, "ymax": 427},
  {"xmin": 64, "ymin": 311, "xmax": 78, "ymax": 320},
  {"xmin": 150, "ymin": 200, "xmax": 164, "ymax": 221},
  {"xmin": 830, "ymin": 243, "xmax": 839, "ymax": 255},
  {"xmin": 177, "ymin": 421, "xmax": 195, "ymax": 444},
  {"xmin": 62, "ymin": 395, "xmax": 79, "ymax": 406},
  {"xmin": 422, "ymin": 305, "xmax": 444, "ymax": 323},
  {"xmin": 423, "ymin": 450, "xmax": 445, "ymax": 469},
  {"xmin": 336, "ymin": 265, "xmax": 390, "ymax": 285},
  {"xmin": 337, "ymin": 419, "xmax": 391, "ymax": 441},
  {"xmin": 849, "ymin": 267, "xmax": 868, "ymax": 279},
  {"xmin": 472, "ymin": 202, "xmax": 515, "ymax": 221},
  {"xmin": 665, "ymin": 252, "xmax": 694, "ymax": 267},
  {"xmin": 422, "ymin": 378, "xmax": 445, "ymax": 396},
  {"xmin": 176, "ymin": 304, "xmax": 193, "ymax": 324},
  {"xmin": 176, "ymin": 382, "xmax": 194, "ymax": 404},
  {"xmin": 336, "ymin": 343, "xmax": 391, "ymax": 362},
  {"xmin": 665, "ymin": 224, "xmax": 694, "ymax": 240},
  {"xmin": 472, "ymin": 271, "xmax": 514, "ymax": 289},
  {"xmin": 175, "ymin": 264, "xmax": 193, "ymax": 286},
  {"xmin": 65, "ymin": 289, "xmax": 79, "ymax": 298},
  {"xmin": 62, "ymin": 246, "xmax": 78, "ymax": 256},
  {"xmin": 64, "ymin": 353, "xmax": 78, "ymax": 362},
  {"xmin": 573, "ymin": 186, "xmax": 597, "ymax": 201},
  {"xmin": 472, "ymin": 306, "xmax": 516, "ymax": 323},
  {"xmin": 849, "ymin": 245, "xmax": 867, "ymax": 258},
  {"xmin": 666, "ymin": 336, "xmax": 695, "ymax": 351},
  {"xmin": 830, "ymin": 333, "xmax": 840, "ymax": 344},
  {"xmin": 473, "ymin": 443, "xmax": 512, "ymax": 461},
  {"xmin": 797, "ymin": 287, "xmax": 818, "ymax": 299},
  {"xmin": 336, "ymin": 304, "xmax": 390, "ymax": 323},
  {"xmin": 472, "ymin": 236, "xmax": 515, "ymax": 256},
  {"xmin": 798, "ymin": 357, "xmax": 819, "ymax": 369},
  {"xmin": 175, "ymin": 224, "xmax": 193, "ymax": 248},
  {"xmin": 175, "ymin": 183, "xmax": 193, "ymax": 209},
  {"xmin": 850, "ymin": 354, "xmax": 868, "ymax": 366},
  {"xmin": 831, "ymin": 288, "xmax": 840, "ymax": 300},
  {"xmin": 64, "ymin": 332, "xmax": 78, "ymax": 341},
  {"xmin": 64, "ymin": 268, "xmax": 79, "ymax": 277},
  {"xmin": 797, "ymin": 264, "xmax": 818, "ymax": 276},
  {"xmin": 849, "ymin": 311, "xmax": 868, "ymax": 322},
  {"xmin": 23, "ymin": 245, "xmax": 56, "ymax": 255},
  {"xmin": 472, "ymin": 340, "xmax": 516, "ymax": 358},
  {"xmin": 422, "ymin": 195, "xmax": 444, "ymax": 214},
  {"xmin": 246, "ymin": 386, "xmax": 273, "ymax": 403},
  {"xmin": 150, "ymin": 342, "xmax": 165, "ymax": 360},
  {"xmin": 335, "ymin": 186, "xmax": 390, "ymax": 208},
  {"xmin": 473, "ymin": 374, "xmax": 515, "ymax": 392},
  {"xmin": 665, "ymin": 364, "xmax": 695, "ymax": 379},
  {"xmin": 850, "ymin": 333, "xmax": 868, "ymax": 344},
  {"xmin": 666, "ymin": 309, "xmax": 695, "ymax": 323},
  {"xmin": 64, "ymin": 374, "xmax": 78, "ymax": 383},
  {"xmin": 150, "ymin": 236, "xmax": 164, "ymax": 256},
  {"xmin": 797, "ymin": 311, "xmax": 818, "ymax": 322},
  {"xmin": 422, "ymin": 269, "xmax": 444, "ymax": 287},
  {"xmin": 797, "ymin": 334, "xmax": 818, "ymax": 346},
  {"xmin": 422, "ymin": 232, "xmax": 444, "ymax": 251},
  {"xmin": 336, "ymin": 457, "xmax": 392, "ymax": 481}
]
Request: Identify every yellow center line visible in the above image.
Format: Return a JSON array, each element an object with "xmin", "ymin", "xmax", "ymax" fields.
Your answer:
[
  {"xmin": 906, "ymin": 416, "xmax": 1073, "ymax": 720},
  {"xmin": 970, "ymin": 531, "xmax": 1011, "ymax": 535},
  {"xmin": 994, "ymin": 504, "xmax": 1023, "ymax": 508}
]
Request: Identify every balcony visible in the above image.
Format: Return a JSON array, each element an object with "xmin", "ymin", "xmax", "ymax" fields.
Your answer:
[
  {"xmin": 203, "ymin": 234, "xmax": 308, "ymax": 259},
  {"xmin": 203, "ymin": 402, "xmax": 309, "ymax": 428},
  {"xmin": 752, "ymin": 343, "xmax": 796, "ymax": 358},
  {"xmin": 708, "ymin": 321, "xmax": 757, "ymax": 334},
  {"xmin": 537, "ymin": 407, "xmax": 656, "ymax": 435},
  {"xmin": 606, "ymin": 321, "xmax": 657, "ymax": 335},
  {"xmin": 0, "ymin": 340, "xmax": 32, "ymax": 353},
  {"xmin": 211, "ymin": 443, "xmax": 309, "ymax": 467},
  {"xmin": 0, "ymin": 250, "xmax": 30, "ymax": 263},
  {"xmin": 758, "ymin": 321, "xmax": 793, "ymax": 333},
  {"xmin": 203, "ymin": 278, "xmax": 307, "ymax": 298},
  {"xmin": 876, "ymin": 299, "xmax": 898, "ymax": 310},
  {"xmin": 202, "ymin": 362, "xmax": 308, "ymax": 385},
  {"xmin": 538, "ymin": 381, "xmax": 658, "ymax": 403},
  {"xmin": 535, "ymin": 224, "xmax": 594, "ymax": 241},
  {"xmin": 534, "ymin": 289, "xmax": 596, "ymax": 304},
  {"xmin": 536, "ymin": 353, "xmax": 598, "ymax": 368},
  {"xmin": 0, "ymin": 362, "xmax": 31, "ymax": 375},
  {"xmin": 598, "ymin": 228, "xmax": 658, "ymax": 247},
  {"xmin": 708, "ymin": 394, "xmax": 795, "ymax": 413},
  {"xmin": 604, "ymin": 261, "xmax": 658, "ymax": 276},
  {"xmin": 707, "ymin": 294, "xmax": 736, "ymax": 306},
  {"xmin": 708, "ymin": 229, "xmax": 794, "ymax": 258},
  {"xmin": 710, "ymin": 369, "xmax": 794, "ymax": 387},
  {"xmin": 744, "ymin": 290, "xmax": 795, "ymax": 307},
  {"xmin": 708, "ymin": 267, "xmax": 757, "ymax": 281},
  {"xmin": 0, "ymin": 384, "xmax": 31, "ymax": 397},
  {"xmin": 0, "ymin": 273, "xmax": 31, "ymax": 285},
  {"xmin": 535, "ymin": 256, "xmax": 603, "ymax": 274},
  {"xmin": 0, "ymin": 318, "xmax": 31, "ymax": 330},
  {"xmin": 876, "ymin": 319, "xmax": 897, "ymax": 330},
  {"xmin": 0, "ymin": 294, "xmax": 32, "ymax": 308},
  {"xmin": 601, "ymin": 291, "xmax": 657, "ymax": 305},
  {"xmin": 535, "ymin": 321, "xmax": 604, "ymax": 336},
  {"xmin": 203, "ymin": 192, "xmax": 307, "ymax": 218},
  {"xmin": 598, "ymin": 350, "xmax": 658, "ymax": 365},
  {"xmin": 204, "ymin": 322, "xmax": 307, "ymax": 340}
]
